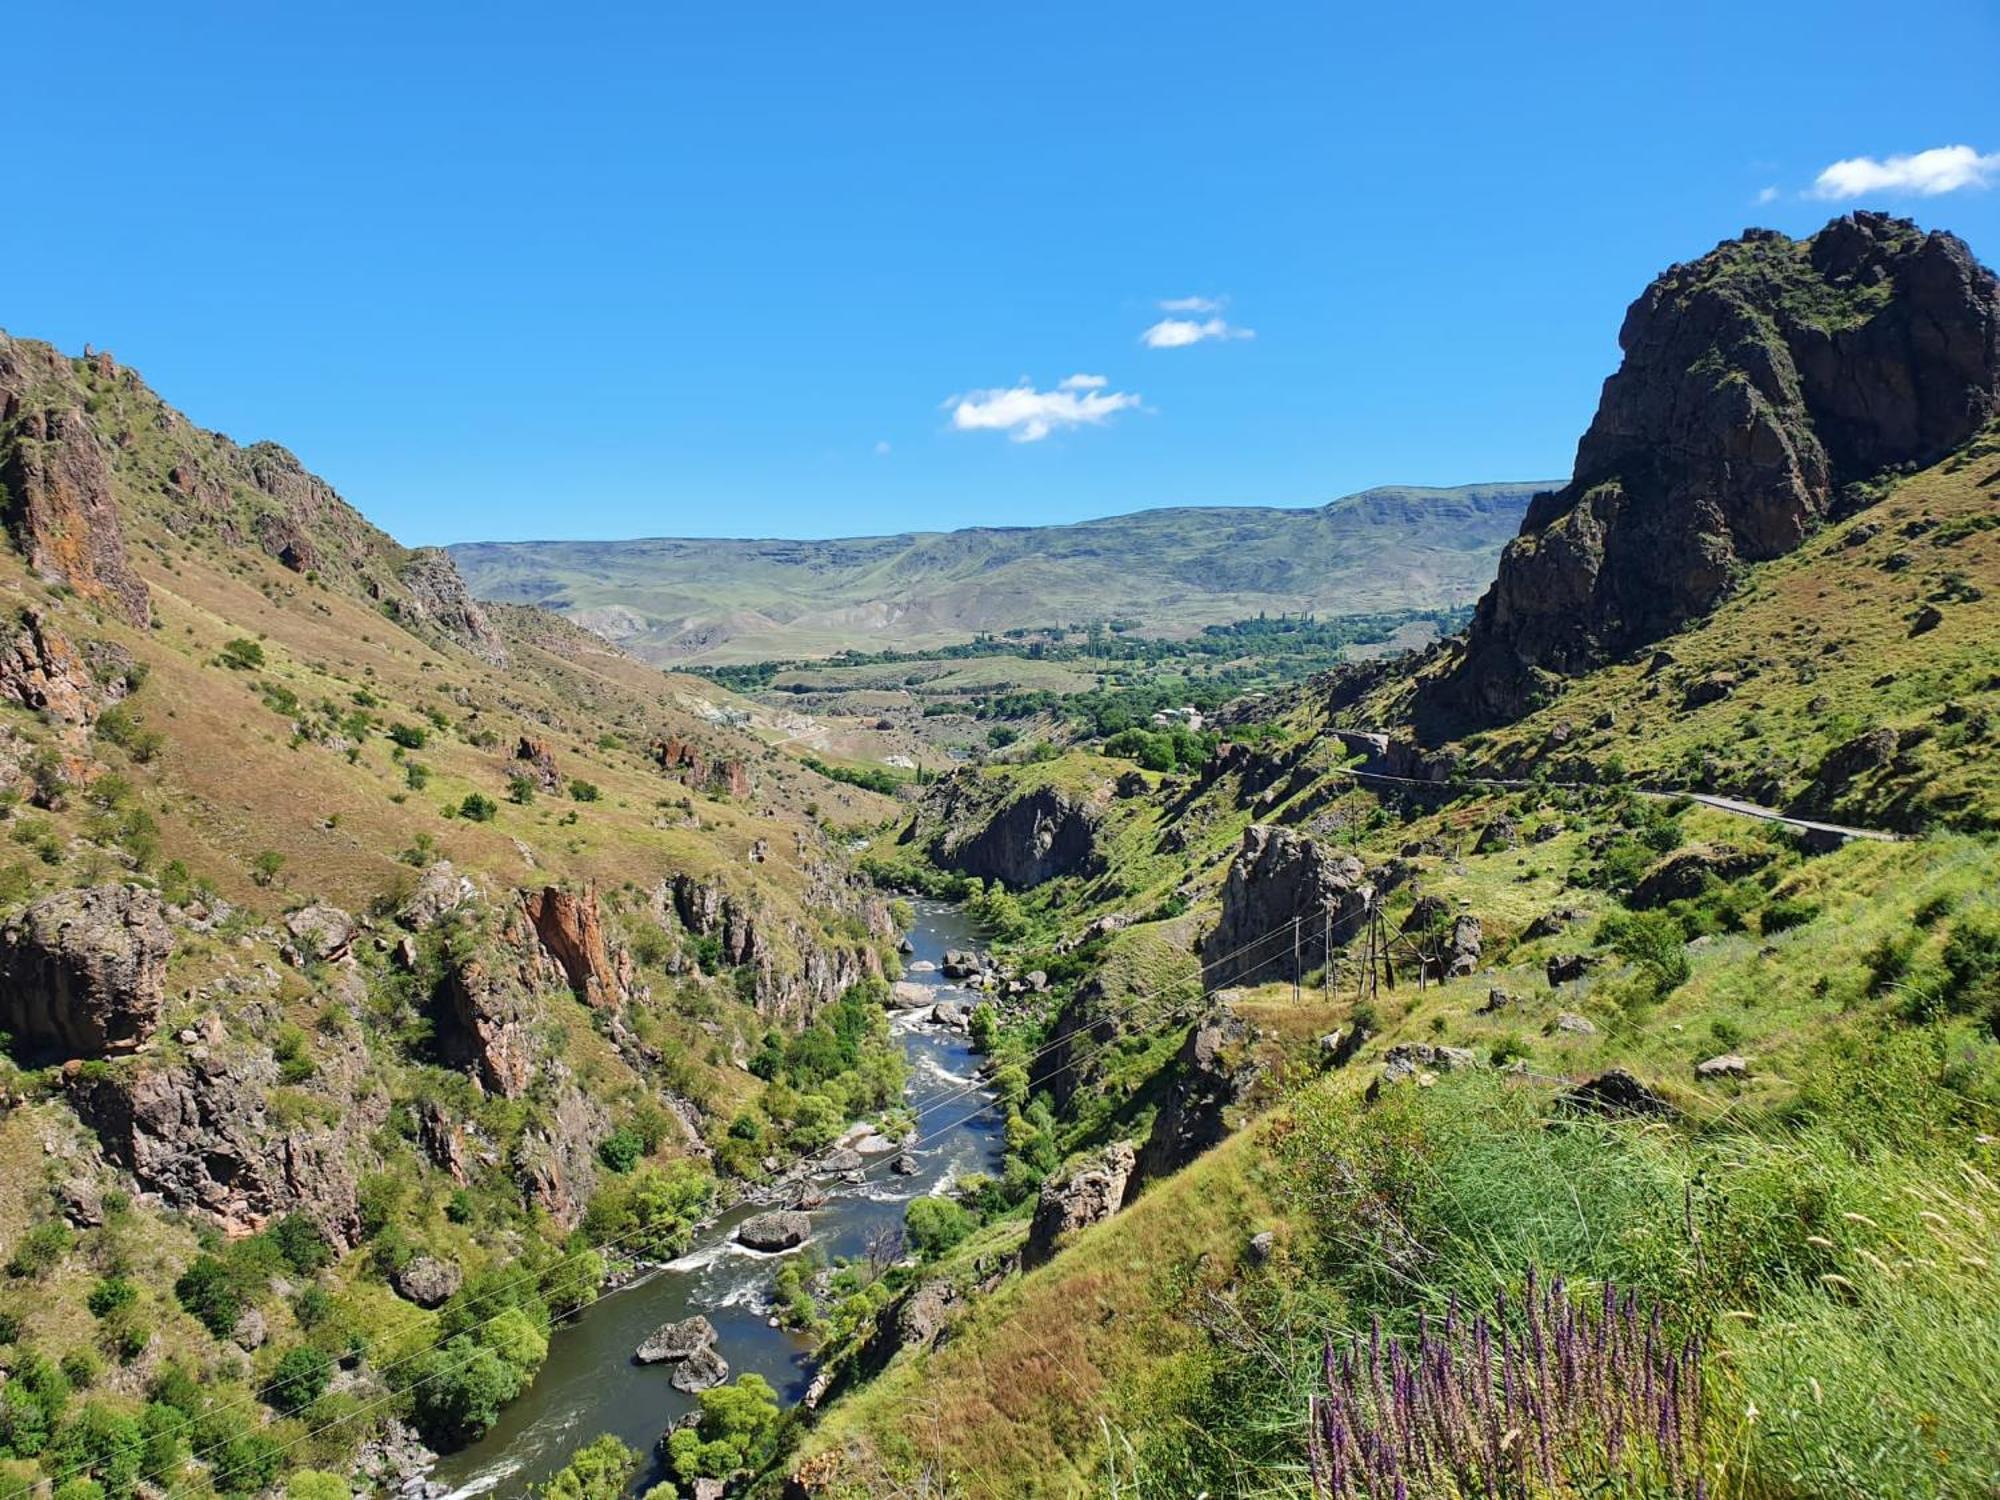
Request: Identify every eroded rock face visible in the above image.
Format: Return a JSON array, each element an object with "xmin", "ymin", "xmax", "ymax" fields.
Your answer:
[
  {"xmin": 1400, "ymin": 896, "xmax": 1483, "ymax": 980},
  {"xmin": 929, "ymin": 784, "xmax": 1098, "ymax": 891},
  {"xmin": 1203, "ymin": 826, "xmax": 1369, "ymax": 990},
  {"xmin": 66, "ymin": 1028, "xmax": 386, "ymax": 1248},
  {"xmin": 0, "ymin": 885, "xmax": 172, "ymax": 1058},
  {"xmin": 1023, "ymin": 1141, "xmax": 1135, "ymax": 1269},
  {"xmin": 523, "ymin": 884, "xmax": 631, "ymax": 1008},
  {"xmin": 651, "ymin": 736, "xmax": 751, "ymax": 799},
  {"xmin": 0, "ymin": 386, "xmax": 150, "ymax": 627},
  {"xmin": 395, "ymin": 548, "xmax": 509, "ymax": 666},
  {"xmin": 514, "ymin": 1079, "xmax": 608, "ymax": 1229},
  {"xmin": 1425, "ymin": 214, "xmax": 2000, "ymax": 728},
  {"xmin": 1127, "ymin": 1011, "xmax": 1259, "ymax": 1198},
  {"xmin": 1629, "ymin": 844, "xmax": 1773, "ymax": 909},
  {"xmin": 515, "ymin": 736, "xmax": 561, "ymax": 792},
  {"xmin": 0, "ymin": 608, "xmax": 122, "ymax": 728}
]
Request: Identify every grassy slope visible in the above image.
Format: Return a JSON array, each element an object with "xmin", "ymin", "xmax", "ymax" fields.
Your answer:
[
  {"xmin": 447, "ymin": 484, "xmax": 1550, "ymax": 664},
  {"xmin": 796, "ymin": 442, "xmax": 2000, "ymax": 1496}
]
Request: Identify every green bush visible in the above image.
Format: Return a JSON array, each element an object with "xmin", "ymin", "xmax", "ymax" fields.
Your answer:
[
  {"xmin": 597, "ymin": 1128, "xmax": 644, "ymax": 1174},
  {"xmin": 172, "ymin": 1255, "xmax": 243, "ymax": 1339},
  {"xmin": 263, "ymin": 1344, "xmax": 332, "ymax": 1416},
  {"xmin": 45, "ymin": 1402, "xmax": 141, "ymax": 1498},
  {"xmin": 85, "ymin": 1278, "xmax": 136, "ymax": 1319},
  {"xmin": 457, "ymin": 793, "xmax": 499, "ymax": 822},
  {"xmin": 539, "ymin": 1434, "xmax": 639, "ymax": 1499},
  {"xmin": 217, "ymin": 638, "xmax": 265, "ymax": 671},
  {"xmin": 569, "ymin": 779, "xmax": 601, "ymax": 802},
  {"xmin": 664, "ymin": 1374, "xmax": 780, "ymax": 1483},
  {"xmin": 905, "ymin": 1197, "xmax": 973, "ymax": 1259},
  {"xmin": 6, "ymin": 1222, "xmax": 72, "ymax": 1279},
  {"xmin": 387, "ymin": 722, "xmax": 428, "ymax": 750}
]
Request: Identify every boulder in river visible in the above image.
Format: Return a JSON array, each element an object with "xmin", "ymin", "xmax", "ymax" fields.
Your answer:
[
  {"xmin": 670, "ymin": 1343, "xmax": 729, "ymax": 1392},
  {"xmin": 737, "ymin": 1210, "xmax": 811, "ymax": 1252},
  {"xmin": 889, "ymin": 981, "xmax": 931, "ymax": 1007},
  {"xmin": 890, "ymin": 1153, "xmax": 919, "ymax": 1176},
  {"xmin": 820, "ymin": 1147, "xmax": 863, "ymax": 1172},
  {"xmin": 635, "ymin": 1314, "xmax": 717, "ymax": 1364}
]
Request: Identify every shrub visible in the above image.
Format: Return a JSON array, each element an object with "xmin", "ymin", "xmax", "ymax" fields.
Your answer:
[
  {"xmin": 664, "ymin": 1374, "xmax": 780, "ymax": 1483},
  {"xmin": 569, "ymin": 779, "xmax": 601, "ymax": 803},
  {"xmin": 457, "ymin": 793, "xmax": 498, "ymax": 822},
  {"xmin": 264, "ymin": 1344, "xmax": 333, "ymax": 1416},
  {"xmin": 249, "ymin": 849, "xmax": 284, "ymax": 887},
  {"xmin": 86, "ymin": 1277, "xmax": 137, "ymax": 1319},
  {"xmin": 172, "ymin": 1255, "xmax": 243, "ymax": 1339},
  {"xmin": 44, "ymin": 1401, "xmax": 142, "ymax": 1497},
  {"xmin": 403, "ymin": 1337, "xmax": 526, "ymax": 1447},
  {"xmin": 387, "ymin": 722, "xmax": 428, "ymax": 750},
  {"xmin": 506, "ymin": 773, "xmax": 537, "ymax": 805},
  {"xmin": 264, "ymin": 1213, "xmax": 330, "ymax": 1275},
  {"xmin": 597, "ymin": 1128, "xmax": 644, "ymax": 1174},
  {"xmin": 403, "ymin": 760, "xmax": 433, "ymax": 791},
  {"xmin": 540, "ymin": 1434, "xmax": 639, "ymax": 1499},
  {"xmin": 285, "ymin": 1474, "xmax": 350, "ymax": 1500},
  {"xmin": 218, "ymin": 638, "xmax": 265, "ymax": 671},
  {"xmin": 1598, "ymin": 909, "xmax": 1691, "ymax": 995},
  {"xmin": 1759, "ymin": 895, "xmax": 1820, "ymax": 934},
  {"xmin": 904, "ymin": 1197, "xmax": 973, "ymax": 1259},
  {"xmin": 7, "ymin": 1221, "xmax": 73, "ymax": 1279}
]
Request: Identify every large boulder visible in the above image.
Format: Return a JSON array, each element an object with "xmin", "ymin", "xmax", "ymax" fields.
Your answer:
[
  {"xmin": 1422, "ymin": 213, "xmax": 2000, "ymax": 728},
  {"xmin": 1399, "ymin": 896, "xmax": 1482, "ymax": 980},
  {"xmin": 1023, "ymin": 1142, "xmax": 1136, "ymax": 1269},
  {"xmin": 636, "ymin": 1315, "xmax": 717, "ymax": 1364},
  {"xmin": 737, "ymin": 1210, "xmax": 811, "ymax": 1252},
  {"xmin": 393, "ymin": 1256, "xmax": 463, "ymax": 1308},
  {"xmin": 0, "ymin": 885, "xmax": 172, "ymax": 1059},
  {"xmin": 671, "ymin": 1344, "xmax": 729, "ymax": 1392},
  {"xmin": 1202, "ymin": 826, "xmax": 1370, "ymax": 990}
]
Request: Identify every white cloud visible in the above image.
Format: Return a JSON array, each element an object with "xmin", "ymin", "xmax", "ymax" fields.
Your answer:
[
  {"xmin": 1755, "ymin": 185, "xmax": 1781, "ymax": 205},
  {"xmin": 946, "ymin": 376, "xmax": 1141, "ymax": 443},
  {"xmin": 1140, "ymin": 315, "xmax": 1254, "ymax": 349},
  {"xmin": 1806, "ymin": 144, "xmax": 2000, "ymax": 200},
  {"xmin": 1158, "ymin": 295, "xmax": 1222, "ymax": 313},
  {"xmin": 873, "ymin": 440, "xmax": 892, "ymax": 456}
]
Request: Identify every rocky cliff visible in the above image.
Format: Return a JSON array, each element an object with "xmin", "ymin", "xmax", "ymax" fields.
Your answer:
[
  {"xmin": 1202, "ymin": 825, "xmax": 1371, "ymax": 990},
  {"xmin": 925, "ymin": 781, "xmax": 1100, "ymax": 890},
  {"xmin": 1421, "ymin": 213, "xmax": 2000, "ymax": 729}
]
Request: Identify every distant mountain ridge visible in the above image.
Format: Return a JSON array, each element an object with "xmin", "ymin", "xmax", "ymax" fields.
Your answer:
[{"xmin": 449, "ymin": 481, "xmax": 1553, "ymax": 663}]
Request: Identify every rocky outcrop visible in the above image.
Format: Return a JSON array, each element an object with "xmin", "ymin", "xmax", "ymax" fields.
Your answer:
[
  {"xmin": 928, "ymin": 783, "xmax": 1099, "ymax": 890},
  {"xmin": 1629, "ymin": 844, "xmax": 1773, "ymax": 908},
  {"xmin": 1424, "ymin": 214, "xmax": 2000, "ymax": 728},
  {"xmin": 0, "ymin": 608, "xmax": 124, "ymax": 728},
  {"xmin": 1202, "ymin": 826, "xmax": 1370, "ymax": 989},
  {"xmin": 438, "ymin": 933, "xmax": 545, "ymax": 1097},
  {"xmin": 737, "ymin": 1210, "xmax": 811, "ymax": 1251},
  {"xmin": 0, "ymin": 885, "xmax": 172, "ymax": 1059},
  {"xmin": 523, "ymin": 884, "xmax": 632, "ymax": 1008},
  {"xmin": 513, "ymin": 1079, "xmax": 608, "ymax": 1229},
  {"xmin": 0, "ymin": 379, "xmax": 150, "ymax": 627},
  {"xmin": 515, "ymin": 736, "xmax": 561, "ymax": 792},
  {"xmin": 636, "ymin": 1315, "xmax": 718, "ymax": 1364},
  {"xmin": 394, "ymin": 549, "xmax": 509, "ymax": 666},
  {"xmin": 671, "ymin": 1345, "xmax": 729, "ymax": 1392},
  {"xmin": 657, "ymin": 872, "xmax": 882, "ymax": 1026},
  {"xmin": 1024, "ymin": 1141, "xmax": 1136, "ymax": 1268},
  {"xmin": 398, "ymin": 861, "xmax": 477, "ymax": 931},
  {"xmin": 66, "ymin": 1028, "xmax": 387, "ymax": 1247},
  {"xmin": 651, "ymin": 736, "xmax": 751, "ymax": 799},
  {"xmin": 281, "ymin": 903, "xmax": 357, "ymax": 966},
  {"xmin": 1127, "ymin": 1010, "xmax": 1259, "ymax": 1198}
]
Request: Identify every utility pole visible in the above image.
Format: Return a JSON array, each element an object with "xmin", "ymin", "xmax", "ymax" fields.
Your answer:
[{"xmin": 1291, "ymin": 915, "xmax": 1302, "ymax": 1004}]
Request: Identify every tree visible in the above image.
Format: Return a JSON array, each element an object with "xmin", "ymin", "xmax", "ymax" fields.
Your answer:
[
  {"xmin": 665, "ymin": 1374, "xmax": 780, "ymax": 1482},
  {"xmin": 569, "ymin": 779, "xmax": 601, "ymax": 802},
  {"xmin": 538, "ymin": 1434, "xmax": 639, "ymax": 1499},
  {"xmin": 172, "ymin": 1256, "xmax": 243, "ymax": 1339},
  {"xmin": 45, "ymin": 1402, "xmax": 142, "ymax": 1499},
  {"xmin": 597, "ymin": 1128, "xmax": 643, "ymax": 1174},
  {"xmin": 249, "ymin": 850, "xmax": 285, "ymax": 888},
  {"xmin": 457, "ymin": 792, "xmax": 499, "ymax": 822},
  {"xmin": 403, "ymin": 1337, "xmax": 523, "ymax": 1446},
  {"xmin": 904, "ymin": 1197, "xmax": 973, "ymax": 1259},
  {"xmin": 263, "ymin": 1345, "xmax": 332, "ymax": 1416},
  {"xmin": 286, "ymin": 1474, "xmax": 350, "ymax": 1500}
]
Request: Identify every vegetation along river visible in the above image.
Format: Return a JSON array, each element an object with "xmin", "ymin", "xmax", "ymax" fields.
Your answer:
[{"xmin": 433, "ymin": 900, "xmax": 1003, "ymax": 1496}]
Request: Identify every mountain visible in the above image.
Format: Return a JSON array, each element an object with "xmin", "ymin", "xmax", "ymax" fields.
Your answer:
[
  {"xmin": 447, "ymin": 482, "xmax": 1552, "ymax": 664},
  {"xmin": 1420, "ymin": 211, "xmax": 2000, "ymax": 730}
]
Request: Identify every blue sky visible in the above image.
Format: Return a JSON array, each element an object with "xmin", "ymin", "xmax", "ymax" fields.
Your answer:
[{"xmin": 6, "ymin": 2, "xmax": 1998, "ymax": 545}]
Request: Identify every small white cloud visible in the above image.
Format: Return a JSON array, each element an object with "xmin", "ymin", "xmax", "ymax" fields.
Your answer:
[
  {"xmin": 1806, "ymin": 144, "xmax": 2000, "ymax": 200},
  {"xmin": 873, "ymin": 440, "xmax": 892, "ymax": 456},
  {"xmin": 946, "ymin": 378, "xmax": 1141, "ymax": 443},
  {"xmin": 1755, "ymin": 185, "xmax": 1781, "ymax": 205},
  {"xmin": 1141, "ymin": 315, "xmax": 1254, "ymax": 349},
  {"xmin": 1158, "ymin": 295, "xmax": 1223, "ymax": 313}
]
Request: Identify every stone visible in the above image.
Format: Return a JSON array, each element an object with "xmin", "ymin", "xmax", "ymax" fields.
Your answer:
[
  {"xmin": 56, "ymin": 1177, "xmax": 105, "ymax": 1228},
  {"xmin": 1547, "ymin": 953, "xmax": 1594, "ymax": 985},
  {"xmin": 736, "ymin": 1211, "xmax": 811, "ymax": 1252},
  {"xmin": 890, "ymin": 1153, "xmax": 919, "ymax": 1176},
  {"xmin": 888, "ymin": 981, "xmax": 931, "ymax": 1007},
  {"xmin": 1474, "ymin": 815, "xmax": 1520, "ymax": 853},
  {"xmin": 514, "ymin": 735, "xmax": 561, "ymax": 791},
  {"xmin": 1023, "ymin": 1142, "xmax": 1136, "ymax": 1268},
  {"xmin": 1554, "ymin": 1012, "xmax": 1597, "ymax": 1036},
  {"xmin": 1247, "ymin": 1230, "xmax": 1276, "ymax": 1265},
  {"xmin": 523, "ymin": 884, "xmax": 629, "ymax": 1008},
  {"xmin": 635, "ymin": 1314, "xmax": 717, "ymax": 1364},
  {"xmin": 930, "ymin": 1000, "xmax": 966, "ymax": 1030},
  {"xmin": 392, "ymin": 1256, "xmax": 463, "ymax": 1309},
  {"xmin": 282, "ymin": 903, "xmax": 357, "ymax": 966},
  {"xmin": 395, "ymin": 548, "xmax": 508, "ymax": 665},
  {"xmin": 232, "ymin": 1305, "xmax": 268, "ymax": 1351},
  {"xmin": 670, "ymin": 1344, "xmax": 729, "ymax": 1392},
  {"xmin": 0, "ymin": 884, "xmax": 172, "ymax": 1059},
  {"xmin": 1379, "ymin": 1043, "xmax": 1480, "ymax": 1085},
  {"xmin": 398, "ymin": 861, "xmax": 476, "ymax": 931},
  {"xmin": 820, "ymin": 1147, "xmax": 863, "ymax": 1173},
  {"xmin": 1695, "ymin": 1053, "xmax": 1750, "ymax": 1080},
  {"xmin": 1563, "ymin": 1069, "xmax": 1671, "ymax": 1118},
  {"xmin": 1630, "ymin": 845, "xmax": 1774, "ymax": 909},
  {"xmin": 0, "ymin": 392, "xmax": 151, "ymax": 627},
  {"xmin": 1400, "ymin": 896, "xmax": 1483, "ymax": 979},
  {"xmin": 1478, "ymin": 988, "xmax": 1518, "ymax": 1015}
]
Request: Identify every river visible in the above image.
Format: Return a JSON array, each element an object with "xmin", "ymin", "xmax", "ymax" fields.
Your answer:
[{"xmin": 433, "ymin": 900, "xmax": 1003, "ymax": 1497}]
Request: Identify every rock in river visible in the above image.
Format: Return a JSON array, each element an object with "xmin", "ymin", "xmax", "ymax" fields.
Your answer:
[
  {"xmin": 671, "ymin": 1344, "xmax": 729, "ymax": 1392},
  {"xmin": 736, "ymin": 1210, "xmax": 811, "ymax": 1252},
  {"xmin": 636, "ymin": 1314, "xmax": 717, "ymax": 1364}
]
